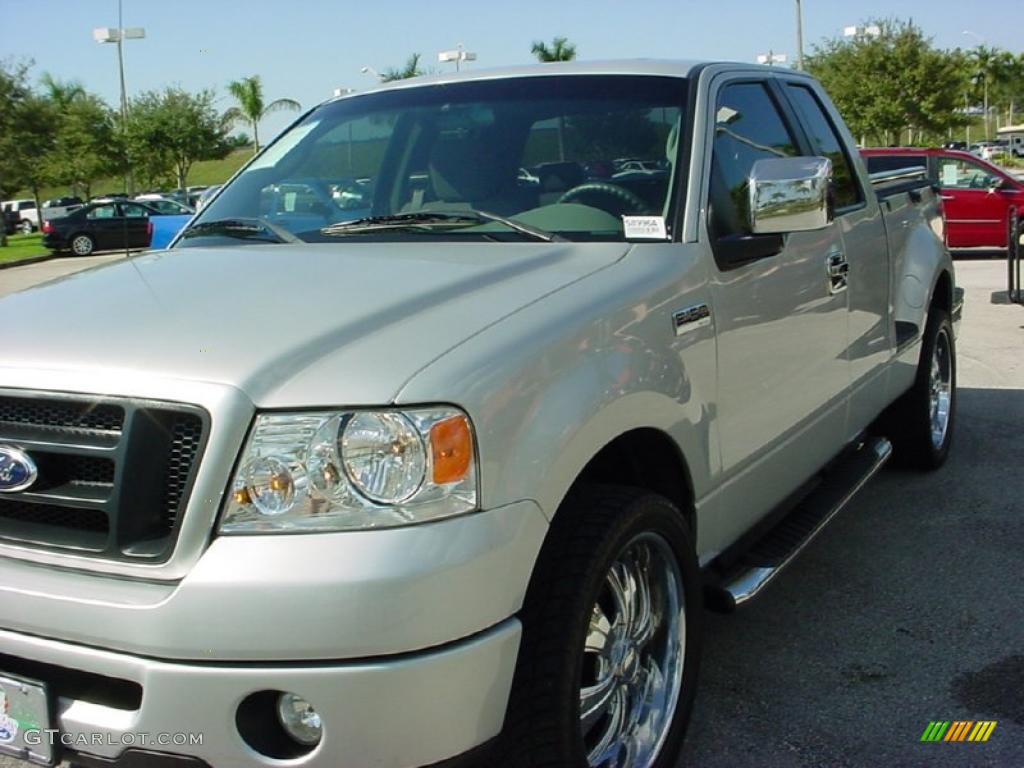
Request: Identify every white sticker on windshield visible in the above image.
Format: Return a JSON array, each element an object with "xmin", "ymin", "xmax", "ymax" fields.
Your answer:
[
  {"xmin": 941, "ymin": 163, "xmax": 959, "ymax": 188},
  {"xmin": 623, "ymin": 216, "xmax": 668, "ymax": 240}
]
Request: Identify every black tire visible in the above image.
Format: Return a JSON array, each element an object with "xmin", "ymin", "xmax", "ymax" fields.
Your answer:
[
  {"xmin": 498, "ymin": 485, "xmax": 702, "ymax": 768},
  {"xmin": 883, "ymin": 308, "xmax": 956, "ymax": 470},
  {"xmin": 70, "ymin": 233, "xmax": 95, "ymax": 257}
]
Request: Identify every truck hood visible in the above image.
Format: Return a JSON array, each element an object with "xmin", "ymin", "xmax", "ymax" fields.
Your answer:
[{"xmin": 0, "ymin": 242, "xmax": 628, "ymax": 406}]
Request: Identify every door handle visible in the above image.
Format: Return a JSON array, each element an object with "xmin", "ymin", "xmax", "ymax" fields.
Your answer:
[
  {"xmin": 939, "ymin": 195, "xmax": 956, "ymax": 201},
  {"xmin": 827, "ymin": 251, "xmax": 849, "ymax": 294}
]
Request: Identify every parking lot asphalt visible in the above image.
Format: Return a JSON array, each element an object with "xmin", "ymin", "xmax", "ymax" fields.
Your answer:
[
  {"xmin": 0, "ymin": 252, "xmax": 127, "ymax": 299},
  {"xmin": 0, "ymin": 258, "xmax": 1021, "ymax": 768}
]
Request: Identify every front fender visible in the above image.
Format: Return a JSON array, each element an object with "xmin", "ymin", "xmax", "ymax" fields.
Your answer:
[{"xmin": 396, "ymin": 244, "xmax": 717, "ymax": 527}]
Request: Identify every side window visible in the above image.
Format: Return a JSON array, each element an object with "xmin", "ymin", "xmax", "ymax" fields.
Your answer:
[
  {"xmin": 786, "ymin": 84, "xmax": 862, "ymax": 209},
  {"xmin": 709, "ymin": 82, "xmax": 799, "ymax": 239},
  {"xmin": 87, "ymin": 205, "xmax": 117, "ymax": 219},
  {"xmin": 937, "ymin": 157, "xmax": 996, "ymax": 189},
  {"xmin": 120, "ymin": 204, "xmax": 150, "ymax": 218},
  {"xmin": 864, "ymin": 155, "xmax": 926, "ymax": 175}
]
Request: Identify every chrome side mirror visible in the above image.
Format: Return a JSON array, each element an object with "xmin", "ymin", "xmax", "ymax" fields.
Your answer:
[{"xmin": 749, "ymin": 156, "xmax": 833, "ymax": 234}]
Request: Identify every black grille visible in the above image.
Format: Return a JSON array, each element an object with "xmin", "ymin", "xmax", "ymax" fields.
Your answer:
[
  {"xmin": 0, "ymin": 396, "xmax": 123, "ymax": 433},
  {"xmin": 66, "ymin": 455, "xmax": 116, "ymax": 485},
  {"xmin": 162, "ymin": 415, "xmax": 204, "ymax": 526},
  {"xmin": 0, "ymin": 500, "xmax": 108, "ymax": 532},
  {"xmin": 0, "ymin": 392, "xmax": 208, "ymax": 563}
]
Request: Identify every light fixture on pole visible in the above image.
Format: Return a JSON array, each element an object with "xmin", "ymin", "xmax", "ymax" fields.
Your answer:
[
  {"xmin": 360, "ymin": 66, "xmax": 383, "ymax": 81},
  {"xmin": 438, "ymin": 44, "xmax": 477, "ymax": 72},
  {"xmin": 843, "ymin": 24, "xmax": 881, "ymax": 38},
  {"xmin": 93, "ymin": 0, "xmax": 144, "ymax": 195},
  {"xmin": 757, "ymin": 51, "xmax": 788, "ymax": 67}
]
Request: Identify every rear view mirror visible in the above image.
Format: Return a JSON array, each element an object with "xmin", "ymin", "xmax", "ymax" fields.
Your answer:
[{"xmin": 749, "ymin": 156, "xmax": 832, "ymax": 234}]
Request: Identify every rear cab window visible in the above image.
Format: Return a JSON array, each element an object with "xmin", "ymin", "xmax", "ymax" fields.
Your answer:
[{"xmin": 863, "ymin": 154, "xmax": 927, "ymax": 175}]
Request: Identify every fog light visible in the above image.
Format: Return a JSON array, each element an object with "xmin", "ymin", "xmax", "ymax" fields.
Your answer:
[{"xmin": 276, "ymin": 692, "xmax": 322, "ymax": 746}]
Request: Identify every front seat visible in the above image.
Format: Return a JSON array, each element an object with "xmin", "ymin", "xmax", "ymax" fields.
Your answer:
[{"xmin": 421, "ymin": 137, "xmax": 537, "ymax": 216}]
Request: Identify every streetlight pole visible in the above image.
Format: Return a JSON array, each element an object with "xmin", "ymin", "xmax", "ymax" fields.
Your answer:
[
  {"xmin": 116, "ymin": 0, "xmax": 128, "ymax": 126},
  {"xmin": 94, "ymin": 0, "xmax": 145, "ymax": 194},
  {"xmin": 795, "ymin": 0, "xmax": 804, "ymax": 70}
]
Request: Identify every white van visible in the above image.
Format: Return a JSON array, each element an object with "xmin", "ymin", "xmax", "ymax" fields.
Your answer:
[
  {"xmin": 996, "ymin": 127, "xmax": 1024, "ymax": 157},
  {"xmin": 0, "ymin": 199, "xmax": 40, "ymax": 233}
]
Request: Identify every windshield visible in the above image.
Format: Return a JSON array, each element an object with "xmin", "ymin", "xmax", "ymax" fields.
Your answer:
[{"xmin": 177, "ymin": 75, "xmax": 687, "ymax": 246}]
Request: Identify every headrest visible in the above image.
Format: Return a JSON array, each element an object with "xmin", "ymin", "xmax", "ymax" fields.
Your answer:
[{"xmin": 430, "ymin": 137, "xmax": 506, "ymax": 202}]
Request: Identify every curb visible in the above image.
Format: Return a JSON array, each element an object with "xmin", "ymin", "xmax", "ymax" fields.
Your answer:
[{"xmin": 0, "ymin": 252, "xmax": 58, "ymax": 271}]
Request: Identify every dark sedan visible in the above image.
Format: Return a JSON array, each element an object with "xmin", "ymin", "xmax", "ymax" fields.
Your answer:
[{"xmin": 42, "ymin": 201, "xmax": 157, "ymax": 256}]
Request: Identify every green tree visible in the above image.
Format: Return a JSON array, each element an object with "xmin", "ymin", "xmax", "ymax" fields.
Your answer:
[
  {"xmin": 530, "ymin": 36, "xmax": 577, "ymax": 63},
  {"xmin": 42, "ymin": 94, "xmax": 117, "ymax": 200},
  {"xmin": 224, "ymin": 75, "xmax": 301, "ymax": 154},
  {"xmin": 127, "ymin": 87, "xmax": 233, "ymax": 190},
  {"xmin": 807, "ymin": 19, "xmax": 969, "ymax": 146},
  {"xmin": 382, "ymin": 54, "xmax": 425, "ymax": 82},
  {"xmin": 5, "ymin": 94, "xmax": 60, "ymax": 224},
  {"xmin": 0, "ymin": 59, "xmax": 32, "ymax": 206},
  {"xmin": 0, "ymin": 60, "xmax": 33, "ymax": 245}
]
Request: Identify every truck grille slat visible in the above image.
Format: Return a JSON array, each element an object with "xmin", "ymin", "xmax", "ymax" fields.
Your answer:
[
  {"xmin": 0, "ymin": 396, "xmax": 124, "ymax": 433},
  {"xmin": 0, "ymin": 392, "xmax": 208, "ymax": 563}
]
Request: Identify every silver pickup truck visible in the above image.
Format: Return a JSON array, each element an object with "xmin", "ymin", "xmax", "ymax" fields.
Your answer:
[{"xmin": 0, "ymin": 61, "xmax": 960, "ymax": 768}]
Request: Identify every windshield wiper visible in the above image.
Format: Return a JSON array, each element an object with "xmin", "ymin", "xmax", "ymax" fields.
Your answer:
[
  {"xmin": 180, "ymin": 217, "xmax": 303, "ymax": 244},
  {"xmin": 320, "ymin": 209, "xmax": 564, "ymax": 243}
]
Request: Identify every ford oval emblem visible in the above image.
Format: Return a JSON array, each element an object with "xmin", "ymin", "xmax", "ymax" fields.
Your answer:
[{"xmin": 0, "ymin": 446, "xmax": 38, "ymax": 493}]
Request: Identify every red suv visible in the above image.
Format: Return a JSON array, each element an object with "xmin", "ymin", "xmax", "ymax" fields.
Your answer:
[{"xmin": 862, "ymin": 147, "xmax": 1022, "ymax": 249}]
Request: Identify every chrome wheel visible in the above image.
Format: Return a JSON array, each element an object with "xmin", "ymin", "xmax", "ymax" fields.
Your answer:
[
  {"xmin": 71, "ymin": 235, "xmax": 94, "ymax": 256},
  {"xmin": 929, "ymin": 327, "xmax": 952, "ymax": 449},
  {"xmin": 580, "ymin": 533, "xmax": 685, "ymax": 768},
  {"xmin": 20, "ymin": 220, "xmax": 32, "ymax": 234}
]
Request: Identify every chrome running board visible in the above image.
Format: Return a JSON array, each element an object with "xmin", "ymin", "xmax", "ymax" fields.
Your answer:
[{"xmin": 706, "ymin": 437, "xmax": 892, "ymax": 612}]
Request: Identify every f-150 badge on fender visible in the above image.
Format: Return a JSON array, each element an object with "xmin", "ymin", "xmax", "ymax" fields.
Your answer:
[{"xmin": 672, "ymin": 304, "xmax": 712, "ymax": 335}]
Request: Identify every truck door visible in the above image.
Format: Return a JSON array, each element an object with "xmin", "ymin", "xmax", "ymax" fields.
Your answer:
[
  {"xmin": 781, "ymin": 81, "xmax": 890, "ymax": 437},
  {"xmin": 704, "ymin": 78, "xmax": 850, "ymax": 539}
]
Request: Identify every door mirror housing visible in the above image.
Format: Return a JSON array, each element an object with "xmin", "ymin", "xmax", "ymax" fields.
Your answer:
[{"xmin": 749, "ymin": 156, "xmax": 833, "ymax": 235}]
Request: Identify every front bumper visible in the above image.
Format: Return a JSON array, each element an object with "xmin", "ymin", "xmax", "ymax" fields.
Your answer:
[
  {"xmin": 0, "ymin": 620, "xmax": 519, "ymax": 768},
  {"xmin": 0, "ymin": 501, "xmax": 547, "ymax": 660}
]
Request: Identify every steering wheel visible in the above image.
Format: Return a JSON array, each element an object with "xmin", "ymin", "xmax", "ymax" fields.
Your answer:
[{"xmin": 558, "ymin": 182, "xmax": 648, "ymax": 216}]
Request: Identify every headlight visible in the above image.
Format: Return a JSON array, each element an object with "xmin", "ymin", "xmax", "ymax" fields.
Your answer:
[{"xmin": 220, "ymin": 407, "xmax": 477, "ymax": 533}]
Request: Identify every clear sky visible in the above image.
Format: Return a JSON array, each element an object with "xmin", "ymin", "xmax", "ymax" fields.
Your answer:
[{"xmin": 2, "ymin": 0, "xmax": 1020, "ymax": 143}]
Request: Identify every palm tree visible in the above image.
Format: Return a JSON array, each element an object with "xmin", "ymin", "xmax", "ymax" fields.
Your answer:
[
  {"xmin": 40, "ymin": 73, "xmax": 85, "ymax": 110},
  {"xmin": 224, "ymin": 75, "xmax": 300, "ymax": 154},
  {"xmin": 966, "ymin": 45, "xmax": 1000, "ymax": 139},
  {"xmin": 530, "ymin": 37, "xmax": 578, "ymax": 159},
  {"xmin": 530, "ymin": 37, "xmax": 577, "ymax": 63},
  {"xmin": 382, "ymin": 54, "xmax": 425, "ymax": 82}
]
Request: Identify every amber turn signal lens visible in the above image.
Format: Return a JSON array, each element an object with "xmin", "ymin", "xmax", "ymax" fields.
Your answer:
[{"xmin": 430, "ymin": 415, "xmax": 473, "ymax": 484}]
